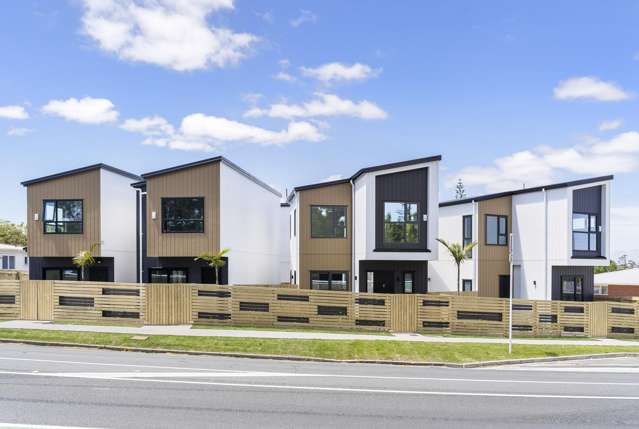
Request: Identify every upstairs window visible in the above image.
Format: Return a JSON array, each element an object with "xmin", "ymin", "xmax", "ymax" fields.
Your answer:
[
  {"xmin": 311, "ymin": 205, "xmax": 347, "ymax": 238},
  {"xmin": 573, "ymin": 213, "xmax": 598, "ymax": 252},
  {"xmin": 43, "ymin": 200, "xmax": 83, "ymax": 234},
  {"xmin": 462, "ymin": 215, "xmax": 473, "ymax": 257},
  {"xmin": 383, "ymin": 202, "xmax": 419, "ymax": 244},
  {"xmin": 485, "ymin": 215, "xmax": 507, "ymax": 246},
  {"xmin": 162, "ymin": 197, "xmax": 204, "ymax": 233}
]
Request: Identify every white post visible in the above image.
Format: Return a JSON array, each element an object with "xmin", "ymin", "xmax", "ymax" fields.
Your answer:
[{"xmin": 508, "ymin": 232, "xmax": 513, "ymax": 354}]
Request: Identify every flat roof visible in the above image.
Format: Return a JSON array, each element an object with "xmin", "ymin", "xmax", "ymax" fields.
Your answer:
[
  {"xmin": 289, "ymin": 155, "xmax": 442, "ymax": 200},
  {"xmin": 21, "ymin": 163, "xmax": 141, "ymax": 186},
  {"xmin": 440, "ymin": 175, "xmax": 614, "ymax": 208},
  {"xmin": 139, "ymin": 156, "xmax": 281, "ymax": 197}
]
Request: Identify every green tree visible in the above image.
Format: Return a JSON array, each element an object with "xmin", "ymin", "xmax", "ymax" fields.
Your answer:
[
  {"xmin": 0, "ymin": 221, "xmax": 27, "ymax": 247},
  {"xmin": 72, "ymin": 243, "xmax": 99, "ymax": 281},
  {"xmin": 195, "ymin": 248, "xmax": 231, "ymax": 285},
  {"xmin": 594, "ymin": 260, "xmax": 618, "ymax": 274},
  {"xmin": 436, "ymin": 238, "xmax": 477, "ymax": 295}
]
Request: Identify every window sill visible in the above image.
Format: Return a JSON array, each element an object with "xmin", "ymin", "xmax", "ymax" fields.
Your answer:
[
  {"xmin": 373, "ymin": 248, "xmax": 431, "ymax": 253},
  {"xmin": 571, "ymin": 255, "xmax": 606, "ymax": 260}
]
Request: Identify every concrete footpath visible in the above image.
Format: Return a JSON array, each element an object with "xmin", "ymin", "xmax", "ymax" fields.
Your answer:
[{"xmin": 2, "ymin": 320, "xmax": 639, "ymax": 347}]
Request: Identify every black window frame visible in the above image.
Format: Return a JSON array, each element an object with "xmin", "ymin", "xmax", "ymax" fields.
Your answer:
[
  {"xmin": 161, "ymin": 197, "xmax": 205, "ymax": 234},
  {"xmin": 310, "ymin": 205, "xmax": 347, "ymax": 239},
  {"xmin": 560, "ymin": 275, "xmax": 584, "ymax": 301},
  {"xmin": 462, "ymin": 279, "xmax": 473, "ymax": 292},
  {"xmin": 462, "ymin": 215, "xmax": 473, "ymax": 257},
  {"xmin": 148, "ymin": 268, "xmax": 189, "ymax": 284},
  {"xmin": 310, "ymin": 271, "xmax": 349, "ymax": 291},
  {"xmin": 402, "ymin": 271, "xmax": 415, "ymax": 294},
  {"xmin": 382, "ymin": 201, "xmax": 420, "ymax": 245},
  {"xmin": 485, "ymin": 214, "xmax": 508, "ymax": 246},
  {"xmin": 42, "ymin": 267, "xmax": 80, "ymax": 281},
  {"xmin": 43, "ymin": 199, "xmax": 84, "ymax": 235},
  {"xmin": 572, "ymin": 212, "xmax": 599, "ymax": 254}
]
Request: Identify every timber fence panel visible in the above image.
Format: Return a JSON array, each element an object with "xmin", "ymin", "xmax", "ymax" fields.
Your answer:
[
  {"xmin": 231, "ymin": 286, "xmax": 277, "ymax": 326},
  {"xmin": 419, "ymin": 295, "xmax": 452, "ymax": 333},
  {"xmin": 192, "ymin": 285, "xmax": 233, "ymax": 324},
  {"xmin": 354, "ymin": 293, "xmax": 391, "ymax": 330},
  {"xmin": 145, "ymin": 284, "xmax": 190, "ymax": 325},
  {"xmin": 511, "ymin": 299, "xmax": 536, "ymax": 336},
  {"xmin": 389, "ymin": 294, "xmax": 418, "ymax": 332},
  {"xmin": 55, "ymin": 281, "xmax": 145, "ymax": 324},
  {"xmin": 605, "ymin": 302, "xmax": 638, "ymax": 338},
  {"xmin": 0, "ymin": 280, "xmax": 20, "ymax": 320},
  {"xmin": 557, "ymin": 301, "xmax": 590, "ymax": 337},
  {"xmin": 307, "ymin": 290, "xmax": 354, "ymax": 328},
  {"xmin": 450, "ymin": 296, "xmax": 507, "ymax": 336}
]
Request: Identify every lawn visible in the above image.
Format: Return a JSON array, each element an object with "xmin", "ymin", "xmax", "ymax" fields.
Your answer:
[
  {"xmin": 0, "ymin": 328, "xmax": 637, "ymax": 363},
  {"xmin": 192, "ymin": 323, "xmax": 392, "ymax": 336}
]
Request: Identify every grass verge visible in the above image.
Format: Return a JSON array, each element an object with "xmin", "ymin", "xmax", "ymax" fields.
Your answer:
[
  {"xmin": 191, "ymin": 324, "xmax": 391, "ymax": 336},
  {"xmin": 1, "ymin": 328, "xmax": 638, "ymax": 363}
]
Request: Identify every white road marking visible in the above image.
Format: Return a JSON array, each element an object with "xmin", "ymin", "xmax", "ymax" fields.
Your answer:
[
  {"xmin": 495, "ymin": 367, "xmax": 639, "ymax": 374},
  {"xmin": 0, "ymin": 424, "xmax": 102, "ymax": 429},
  {"xmin": 1, "ymin": 370, "xmax": 639, "ymax": 400}
]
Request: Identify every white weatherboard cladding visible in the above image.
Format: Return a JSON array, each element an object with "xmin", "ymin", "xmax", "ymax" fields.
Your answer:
[
  {"xmin": 429, "ymin": 202, "xmax": 474, "ymax": 292},
  {"xmin": 279, "ymin": 205, "xmax": 291, "ymax": 283},
  {"xmin": 0, "ymin": 245, "xmax": 28, "ymax": 271},
  {"xmin": 99, "ymin": 169, "xmax": 137, "ymax": 282},
  {"xmin": 219, "ymin": 163, "xmax": 281, "ymax": 285}
]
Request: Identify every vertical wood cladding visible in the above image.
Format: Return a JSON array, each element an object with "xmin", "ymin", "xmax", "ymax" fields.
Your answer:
[
  {"xmin": 146, "ymin": 162, "xmax": 220, "ymax": 257},
  {"xmin": 298, "ymin": 183, "xmax": 352, "ymax": 289},
  {"xmin": 375, "ymin": 168, "xmax": 429, "ymax": 251},
  {"xmin": 477, "ymin": 196, "xmax": 512, "ymax": 297},
  {"xmin": 26, "ymin": 169, "xmax": 101, "ymax": 257}
]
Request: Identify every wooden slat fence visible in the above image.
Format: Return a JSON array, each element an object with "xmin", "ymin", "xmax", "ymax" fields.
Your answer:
[
  {"xmin": 145, "ymin": 284, "xmax": 191, "ymax": 325},
  {"xmin": 0, "ymin": 280, "xmax": 20, "ymax": 320}
]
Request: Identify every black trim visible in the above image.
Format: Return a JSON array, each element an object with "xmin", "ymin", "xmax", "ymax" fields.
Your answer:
[
  {"xmin": 563, "ymin": 306, "xmax": 585, "ymax": 313},
  {"xmin": 440, "ymin": 175, "xmax": 613, "ymax": 207},
  {"xmin": 239, "ymin": 302, "xmax": 269, "ymax": 312},
  {"xmin": 563, "ymin": 326, "xmax": 585, "ymax": 333},
  {"xmin": 355, "ymin": 298, "xmax": 386, "ymax": 306},
  {"xmin": 161, "ymin": 197, "xmax": 205, "ymax": 234},
  {"xmin": 198, "ymin": 312, "xmax": 231, "ymax": 320},
  {"xmin": 198, "ymin": 290, "xmax": 231, "ymax": 298},
  {"xmin": 485, "ymin": 214, "xmax": 508, "ymax": 246},
  {"xmin": 22, "ymin": 163, "xmax": 140, "ymax": 186},
  {"xmin": 513, "ymin": 304, "xmax": 533, "ymax": 311},
  {"xmin": 102, "ymin": 310, "xmax": 139, "ymax": 319},
  {"xmin": 277, "ymin": 316, "xmax": 309, "ymax": 324},
  {"xmin": 513, "ymin": 325, "xmax": 533, "ymax": 332},
  {"xmin": 457, "ymin": 310, "xmax": 503, "ymax": 321},
  {"xmin": 59, "ymin": 296, "xmax": 94, "ymax": 307},
  {"xmin": 355, "ymin": 319, "xmax": 385, "ymax": 327},
  {"xmin": 277, "ymin": 294, "xmax": 309, "ymax": 302},
  {"xmin": 611, "ymin": 326, "xmax": 635, "ymax": 334},
  {"xmin": 611, "ymin": 307, "xmax": 635, "ymax": 315},
  {"xmin": 102, "ymin": 288, "xmax": 139, "ymax": 296},
  {"xmin": 317, "ymin": 305, "xmax": 347, "ymax": 316},
  {"xmin": 539, "ymin": 314, "xmax": 558, "ymax": 323},
  {"xmin": 373, "ymin": 248, "xmax": 431, "ymax": 252},
  {"xmin": 423, "ymin": 321, "xmax": 449, "ymax": 328},
  {"xmin": 423, "ymin": 299, "xmax": 449, "ymax": 307},
  {"xmin": 42, "ymin": 199, "xmax": 84, "ymax": 235},
  {"xmin": 571, "ymin": 256, "xmax": 607, "ymax": 260},
  {"xmin": 0, "ymin": 295, "xmax": 16, "ymax": 304}
]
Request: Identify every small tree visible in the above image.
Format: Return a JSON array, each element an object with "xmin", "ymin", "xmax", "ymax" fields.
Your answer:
[
  {"xmin": 72, "ymin": 243, "xmax": 99, "ymax": 281},
  {"xmin": 455, "ymin": 179, "xmax": 466, "ymax": 200},
  {"xmin": 0, "ymin": 221, "xmax": 27, "ymax": 247},
  {"xmin": 195, "ymin": 248, "xmax": 230, "ymax": 285},
  {"xmin": 437, "ymin": 238, "xmax": 477, "ymax": 295}
]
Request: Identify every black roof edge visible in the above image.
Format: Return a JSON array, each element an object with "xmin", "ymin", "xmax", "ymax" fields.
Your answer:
[
  {"xmin": 440, "ymin": 175, "xmax": 614, "ymax": 207},
  {"xmin": 280, "ymin": 202, "xmax": 290, "ymax": 207},
  {"xmin": 21, "ymin": 163, "xmax": 141, "ymax": 186},
  {"xmin": 140, "ymin": 156, "xmax": 281, "ymax": 197},
  {"xmin": 289, "ymin": 155, "xmax": 443, "ymax": 199},
  {"xmin": 131, "ymin": 181, "xmax": 146, "ymax": 189}
]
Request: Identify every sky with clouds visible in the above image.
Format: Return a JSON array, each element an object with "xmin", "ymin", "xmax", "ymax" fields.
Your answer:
[{"xmin": 1, "ymin": 0, "xmax": 638, "ymax": 260}]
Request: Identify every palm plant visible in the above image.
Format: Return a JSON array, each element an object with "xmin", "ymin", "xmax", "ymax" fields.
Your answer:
[
  {"xmin": 195, "ymin": 248, "xmax": 230, "ymax": 285},
  {"xmin": 436, "ymin": 238, "xmax": 477, "ymax": 295},
  {"xmin": 72, "ymin": 243, "xmax": 99, "ymax": 281}
]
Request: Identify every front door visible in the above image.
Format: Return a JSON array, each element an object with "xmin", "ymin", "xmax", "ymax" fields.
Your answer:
[
  {"xmin": 499, "ymin": 275, "xmax": 510, "ymax": 298},
  {"xmin": 371, "ymin": 270, "xmax": 395, "ymax": 293}
]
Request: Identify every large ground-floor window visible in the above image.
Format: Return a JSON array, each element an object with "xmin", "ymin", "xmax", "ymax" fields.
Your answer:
[
  {"xmin": 561, "ymin": 275, "xmax": 584, "ymax": 301},
  {"xmin": 43, "ymin": 268, "xmax": 79, "ymax": 281},
  {"xmin": 149, "ymin": 268, "xmax": 188, "ymax": 283},
  {"xmin": 310, "ymin": 271, "xmax": 348, "ymax": 291}
]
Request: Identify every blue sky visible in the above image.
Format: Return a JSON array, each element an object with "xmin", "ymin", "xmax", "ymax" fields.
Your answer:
[{"xmin": 1, "ymin": 0, "xmax": 638, "ymax": 259}]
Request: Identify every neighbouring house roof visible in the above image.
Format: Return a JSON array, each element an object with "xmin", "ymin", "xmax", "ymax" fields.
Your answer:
[
  {"xmin": 136, "ymin": 156, "xmax": 281, "ymax": 197},
  {"xmin": 288, "ymin": 155, "xmax": 443, "ymax": 201},
  {"xmin": 595, "ymin": 268, "xmax": 639, "ymax": 286},
  {"xmin": 0, "ymin": 244, "xmax": 27, "ymax": 252},
  {"xmin": 440, "ymin": 175, "xmax": 614, "ymax": 208},
  {"xmin": 21, "ymin": 163, "xmax": 141, "ymax": 186}
]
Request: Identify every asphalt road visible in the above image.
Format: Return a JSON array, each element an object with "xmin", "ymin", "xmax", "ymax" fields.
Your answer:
[{"xmin": 0, "ymin": 344, "xmax": 638, "ymax": 428}]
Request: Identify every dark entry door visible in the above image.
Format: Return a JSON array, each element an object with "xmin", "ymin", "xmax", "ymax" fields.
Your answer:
[
  {"xmin": 499, "ymin": 275, "xmax": 510, "ymax": 298},
  {"xmin": 201, "ymin": 267, "xmax": 217, "ymax": 284},
  {"xmin": 372, "ymin": 270, "xmax": 395, "ymax": 293},
  {"xmin": 89, "ymin": 267, "xmax": 109, "ymax": 282}
]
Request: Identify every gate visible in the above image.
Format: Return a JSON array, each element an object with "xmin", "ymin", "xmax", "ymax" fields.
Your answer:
[
  {"xmin": 20, "ymin": 280, "xmax": 54, "ymax": 321},
  {"xmin": 389, "ymin": 294, "xmax": 418, "ymax": 332},
  {"xmin": 145, "ymin": 284, "xmax": 192, "ymax": 325}
]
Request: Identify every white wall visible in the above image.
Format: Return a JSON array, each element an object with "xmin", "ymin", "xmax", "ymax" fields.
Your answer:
[
  {"xmin": 429, "ymin": 202, "xmax": 475, "ymax": 292},
  {"xmin": 0, "ymin": 246, "xmax": 28, "ymax": 271},
  {"xmin": 279, "ymin": 204, "xmax": 291, "ymax": 283},
  {"xmin": 100, "ymin": 169, "xmax": 138, "ymax": 282},
  {"xmin": 220, "ymin": 163, "xmax": 282, "ymax": 285}
]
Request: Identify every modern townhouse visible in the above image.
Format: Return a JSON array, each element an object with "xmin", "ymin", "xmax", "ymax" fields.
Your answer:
[
  {"xmin": 133, "ymin": 156, "xmax": 287, "ymax": 285},
  {"xmin": 287, "ymin": 156, "xmax": 441, "ymax": 293},
  {"xmin": 21, "ymin": 164, "xmax": 141, "ymax": 282},
  {"xmin": 429, "ymin": 175, "xmax": 613, "ymax": 301}
]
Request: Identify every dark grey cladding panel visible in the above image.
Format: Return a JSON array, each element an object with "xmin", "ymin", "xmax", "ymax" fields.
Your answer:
[
  {"xmin": 573, "ymin": 185, "xmax": 602, "ymax": 214},
  {"xmin": 551, "ymin": 265, "xmax": 594, "ymax": 301}
]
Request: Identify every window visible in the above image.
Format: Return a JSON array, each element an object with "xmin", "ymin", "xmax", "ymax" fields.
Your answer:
[
  {"xmin": 43, "ymin": 268, "xmax": 79, "ymax": 281},
  {"xmin": 572, "ymin": 213, "xmax": 598, "ymax": 252},
  {"xmin": 463, "ymin": 215, "xmax": 473, "ymax": 257},
  {"xmin": 383, "ymin": 202, "xmax": 419, "ymax": 244},
  {"xmin": 367, "ymin": 272, "xmax": 374, "ymax": 292},
  {"xmin": 1, "ymin": 256, "xmax": 15, "ymax": 270},
  {"xmin": 403, "ymin": 272, "xmax": 414, "ymax": 293},
  {"xmin": 462, "ymin": 279, "xmax": 472, "ymax": 292},
  {"xmin": 149, "ymin": 268, "xmax": 189, "ymax": 283},
  {"xmin": 24, "ymin": 256, "xmax": 28, "ymax": 265},
  {"xmin": 594, "ymin": 285, "xmax": 608, "ymax": 296},
  {"xmin": 311, "ymin": 205, "xmax": 347, "ymax": 238},
  {"xmin": 485, "ymin": 215, "xmax": 507, "ymax": 245},
  {"xmin": 43, "ymin": 200, "xmax": 83, "ymax": 234},
  {"xmin": 561, "ymin": 276, "xmax": 584, "ymax": 301},
  {"xmin": 310, "ymin": 271, "xmax": 348, "ymax": 291},
  {"xmin": 162, "ymin": 197, "xmax": 204, "ymax": 233}
]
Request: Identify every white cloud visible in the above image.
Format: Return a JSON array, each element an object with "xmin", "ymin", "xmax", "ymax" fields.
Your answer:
[
  {"xmin": 290, "ymin": 10, "xmax": 316, "ymax": 27},
  {"xmin": 554, "ymin": 76, "xmax": 631, "ymax": 101},
  {"xmin": 599, "ymin": 119, "xmax": 623, "ymax": 131},
  {"xmin": 0, "ymin": 105, "xmax": 28, "ymax": 120},
  {"xmin": 6, "ymin": 127, "xmax": 33, "ymax": 137},
  {"xmin": 244, "ymin": 93, "xmax": 387, "ymax": 120},
  {"xmin": 42, "ymin": 97, "xmax": 119, "ymax": 124},
  {"xmin": 81, "ymin": 0, "xmax": 258, "ymax": 71},
  {"xmin": 120, "ymin": 115, "xmax": 174, "ymax": 135},
  {"xmin": 273, "ymin": 71, "xmax": 296, "ymax": 82},
  {"xmin": 241, "ymin": 92, "xmax": 263, "ymax": 106},
  {"xmin": 122, "ymin": 112, "xmax": 324, "ymax": 151},
  {"xmin": 448, "ymin": 131, "xmax": 639, "ymax": 192},
  {"xmin": 300, "ymin": 62, "xmax": 380, "ymax": 83},
  {"xmin": 322, "ymin": 174, "xmax": 343, "ymax": 182},
  {"xmin": 255, "ymin": 10, "xmax": 273, "ymax": 24}
]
